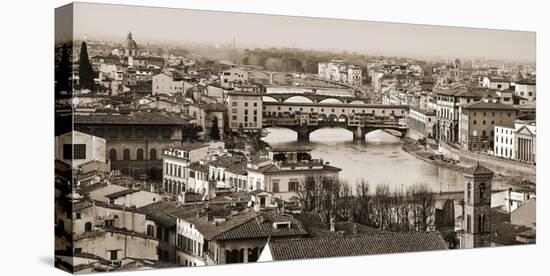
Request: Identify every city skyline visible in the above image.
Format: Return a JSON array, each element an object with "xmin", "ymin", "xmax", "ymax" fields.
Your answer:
[{"xmin": 71, "ymin": 2, "xmax": 536, "ymax": 62}]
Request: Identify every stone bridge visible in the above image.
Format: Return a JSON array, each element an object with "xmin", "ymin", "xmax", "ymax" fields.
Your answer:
[
  {"xmin": 262, "ymin": 101, "xmax": 409, "ymax": 141},
  {"xmin": 262, "ymin": 93, "xmax": 368, "ymax": 104}
]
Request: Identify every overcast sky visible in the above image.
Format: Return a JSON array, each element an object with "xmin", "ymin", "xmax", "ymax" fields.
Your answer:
[{"xmin": 72, "ymin": 2, "xmax": 536, "ymax": 62}]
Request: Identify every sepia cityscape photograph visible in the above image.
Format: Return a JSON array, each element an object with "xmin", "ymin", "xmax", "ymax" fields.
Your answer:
[{"xmin": 54, "ymin": 2, "xmax": 536, "ymax": 273}]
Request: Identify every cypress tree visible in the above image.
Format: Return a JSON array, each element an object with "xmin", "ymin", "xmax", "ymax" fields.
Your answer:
[
  {"xmin": 79, "ymin": 41, "xmax": 95, "ymax": 91},
  {"xmin": 56, "ymin": 43, "xmax": 71, "ymax": 94},
  {"xmin": 210, "ymin": 117, "xmax": 221, "ymax": 141}
]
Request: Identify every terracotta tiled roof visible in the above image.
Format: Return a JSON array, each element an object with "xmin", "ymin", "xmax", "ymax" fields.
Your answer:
[
  {"xmin": 213, "ymin": 213, "xmax": 307, "ymax": 241},
  {"xmin": 267, "ymin": 232, "xmax": 448, "ymax": 261},
  {"xmin": 463, "ymin": 163, "xmax": 494, "ymax": 175},
  {"xmin": 137, "ymin": 201, "xmax": 178, "ymax": 228}
]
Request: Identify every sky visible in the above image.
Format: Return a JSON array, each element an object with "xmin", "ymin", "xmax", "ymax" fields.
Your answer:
[{"xmin": 72, "ymin": 2, "xmax": 536, "ymax": 62}]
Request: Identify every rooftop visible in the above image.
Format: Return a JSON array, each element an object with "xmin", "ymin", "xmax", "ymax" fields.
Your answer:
[
  {"xmin": 266, "ymin": 232, "xmax": 448, "ymax": 261},
  {"xmin": 75, "ymin": 112, "xmax": 190, "ymax": 125},
  {"xmin": 464, "ymin": 163, "xmax": 494, "ymax": 176},
  {"xmin": 213, "ymin": 213, "xmax": 307, "ymax": 241},
  {"xmin": 461, "ymin": 101, "xmax": 517, "ymax": 110}
]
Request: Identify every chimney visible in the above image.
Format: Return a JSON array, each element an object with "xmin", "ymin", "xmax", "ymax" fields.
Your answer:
[{"xmin": 329, "ymin": 215, "xmax": 335, "ymax": 232}]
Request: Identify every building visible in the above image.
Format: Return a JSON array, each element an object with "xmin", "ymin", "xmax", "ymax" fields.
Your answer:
[
  {"xmin": 227, "ymin": 87, "xmax": 263, "ymax": 133},
  {"xmin": 459, "ymin": 100, "xmax": 518, "ymax": 151},
  {"xmin": 247, "ymin": 147, "xmax": 341, "ymax": 200},
  {"xmin": 318, "ymin": 60, "xmax": 362, "ymax": 86},
  {"xmin": 515, "ymin": 120, "xmax": 536, "ymax": 163},
  {"xmin": 493, "ymin": 122, "xmax": 515, "ymax": 159},
  {"xmin": 220, "ymin": 67, "xmax": 248, "ymax": 88},
  {"xmin": 458, "ymin": 164, "xmax": 494, "ymax": 249},
  {"xmin": 514, "ymin": 79, "xmax": 536, "ymax": 102},
  {"xmin": 408, "ymin": 107, "xmax": 436, "ymax": 138},
  {"xmin": 258, "ymin": 232, "xmax": 448, "ymax": 262},
  {"xmin": 482, "ymin": 76, "xmax": 510, "ymax": 90},
  {"xmin": 55, "ymin": 131, "xmax": 107, "ymax": 168},
  {"xmin": 152, "ymin": 73, "xmax": 186, "ymax": 95},
  {"xmin": 171, "ymin": 208, "xmax": 307, "ymax": 266},
  {"xmin": 69, "ymin": 200, "xmax": 160, "ymax": 267},
  {"xmin": 74, "ymin": 112, "xmax": 190, "ymax": 180},
  {"xmin": 124, "ymin": 31, "xmax": 139, "ymax": 57},
  {"xmin": 161, "ymin": 143, "xmax": 213, "ymax": 196}
]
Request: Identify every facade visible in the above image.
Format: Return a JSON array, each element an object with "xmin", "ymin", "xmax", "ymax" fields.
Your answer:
[
  {"xmin": 514, "ymin": 79, "xmax": 536, "ymax": 102},
  {"xmin": 318, "ymin": 60, "xmax": 362, "ymax": 85},
  {"xmin": 434, "ymin": 87, "xmax": 499, "ymax": 143},
  {"xmin": 408, "ymin": 107, "xmax": 436, "ymax": 138},
  {"xmin": 152, "ymin": 73, "xmax": 186, "ymax": 95},
  {"xmin": 220, "ymin": 67, "xmax": 248, "ymax": 88},
  {"xmin": 515, "ymin": 122, "xmax": 536, "ymax": 163},
  {"xmin": 482, "ymin": 77, "xmax": 510, "ymax": 90},
  {"xmin": 161, "ymin": 143, "xmax": 211, "ymax": 196},
  {"xmin": 459, "ymin": 101, "xmax": 518, "ymax": 151},
  {"xmin": 227, "ymin": 88, "xmax": 263, "ymax": 133},
  {"xmin": 74, "ymin": 112, "xmax": 189, "ymax": 180},
  {"xmin": 493, "ymin": 122, "xmax": 515, "ymax": 159},
  {"xmin": 55, "ymin": 131, "xmax": 107, "ymax": 168},
  {"xmin": 459, "ymin": 164, "xmax": 494, "ymax": 249}
]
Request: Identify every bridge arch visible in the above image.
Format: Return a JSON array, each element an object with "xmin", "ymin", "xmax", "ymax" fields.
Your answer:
[
  {"xmin": 327, "ymin": 114, "xmax": 338, "ymax": 122},
  {"xmin": 318, "ymin": 113, "xmax": 327, "ymax": 122},
  {"xmin": 349, "ymin": 100, "xmax": 366, "ymax": 104},
  {"xmin": 338, "ymin": 114, "xmax": 349, "ymax": 123},
  {"xmin": 283, "ymin": 95, "xmax": 314, "ymax": 103},
  {"xmin": 262, "ymin": 96, "xmax": 279, "ymax": 102},
  {"xmin": 319, "ymin": 98, "xmax": 344, "ymax": 104}
]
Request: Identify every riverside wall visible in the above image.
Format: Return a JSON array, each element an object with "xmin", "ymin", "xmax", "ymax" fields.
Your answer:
[{"xmin": 439, "ymin": 142, "xmax": 535, "ymax": 179}]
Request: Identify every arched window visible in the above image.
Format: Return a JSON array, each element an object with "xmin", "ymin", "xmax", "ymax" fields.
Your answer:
[
  {"xmin": 467, "ymin": 183, "xmax": 471, "ymax": 203},
  {"xmin": 150, "ymin": 149, "xmax": 157, "ymax": 160},
  {"xmin": 109, "ymin": 149, "xmax": 117, "ymax": 161},
  {"xmin": 137, "ymin": 148, "xmax": 144, "ymax": 161},
  {"xmin": 479, "ymin": 183, "xmax": 486, "ymax": 202},
  {"xmin": 84, "ymin": 222, "xmax": 92, "ymax": 232},
  {"xmin": 123, "ymin": 149, "xmax": 130, "ymax": 160}
]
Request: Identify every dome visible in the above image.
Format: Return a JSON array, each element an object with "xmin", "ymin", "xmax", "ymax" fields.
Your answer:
[{"xmin": 126, "ymin": 31, "xmax": 138, "ymax": 49}]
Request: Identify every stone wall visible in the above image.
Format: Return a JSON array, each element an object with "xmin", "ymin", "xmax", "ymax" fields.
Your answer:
[{"xmin": 439, "ymin": 142, "xmax": 535, "ymax": 178}]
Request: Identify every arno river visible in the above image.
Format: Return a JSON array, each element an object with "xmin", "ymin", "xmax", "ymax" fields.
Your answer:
[{"xmin": 262, "ymin": 127, "xmax": 506, "ymax": 193}]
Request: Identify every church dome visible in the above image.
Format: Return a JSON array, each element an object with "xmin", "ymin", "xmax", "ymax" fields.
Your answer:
[{"xmin": 126, "ymin": 31, "xmax": 138, "ymax": 49}]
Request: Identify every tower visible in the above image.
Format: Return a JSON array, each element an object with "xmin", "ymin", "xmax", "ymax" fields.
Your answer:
[{"xmin": 461, "ymin": 162, "xmax": 494, "ymax": 249}]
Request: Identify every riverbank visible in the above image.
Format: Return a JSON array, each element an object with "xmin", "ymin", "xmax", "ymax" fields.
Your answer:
[{"xmin": 402, "ymin": 138, "xmax": 532, "ymax": 189}]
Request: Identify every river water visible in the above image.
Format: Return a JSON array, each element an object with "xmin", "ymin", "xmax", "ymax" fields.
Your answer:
[{"xmin": 262, "ymin": 127, "xmax": 506, "ymax": 193}]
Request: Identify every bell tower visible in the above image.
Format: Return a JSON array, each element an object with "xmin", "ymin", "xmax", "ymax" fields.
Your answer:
[{"xmin": 461, "ymin": 162, "xmax": 494, "ymax": 249}]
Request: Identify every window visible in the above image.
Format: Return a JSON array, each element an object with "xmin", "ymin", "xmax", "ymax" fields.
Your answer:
[
  {"xmin": 137, "ymin": 148, "xmax": 144, "ymax": 161},
  {"xmin": 109, "ymin": 250, "xmax": 118, "ymax": 261},
  {"xmin": 288, "ymin": 180, "xmax": 299, "ymax": 191},
  {"xmin": 150, "ymin": 149, "xmax": 157, "ymax": 160},
  {"xmin": 109, "ymin": 149, "xmax": 117, "ymax": 161},
  {"xmin": 479, "ymin": 183, "xmax": 486, "ymax": 201},
  {"xmin": 272, "ymin": 181, "xmax": 280, "ymax": 193},
  {"xmin": 467, "ymin": 183, "xmax": 471, "ymax": 203},
  {"xmin": 74, "ymin": 248, "xmax": 82, "ymax": 254},
  {"xmin": 63, "ymin": 144, "xmax": 86, "ymax": 160},
  {"xmin": 466, "ymin": 215, "xmax": 471, "ymax": 233},
  {"xmin": 76, "ymin": 212, "xmax": 81, "ymax": 219},
  {"xmin": 123, "ymin": 149, "xmax": 130, "ymax": 160},
  {"xmin": 84, "ymin": 222, "xmax": 92, "ymax": 232}
]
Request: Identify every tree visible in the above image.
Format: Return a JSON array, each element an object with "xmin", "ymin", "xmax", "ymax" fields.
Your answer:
[
  {"xmin": 209, "ymin": 117, "xmax": 220, "ymax": 141},
  {"xmin": 182, "ymin": 123, "xmax": 202, "ymax": 142},
  {"xmin": 79, "ymin": 41, "xmax": 95, "ymax": 91},
  {"xmin": 56, "ymin": 43, "xmax": 71, "ymax": 95}
]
